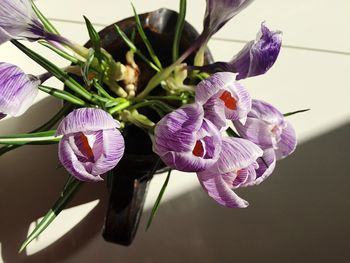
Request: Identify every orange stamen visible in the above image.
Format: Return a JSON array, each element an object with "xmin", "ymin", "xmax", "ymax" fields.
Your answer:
[
  {"xmin": 219, "ymin": 90, "xmax": 237, "ymax": 110},
  {"xmin": 78, "ymin": 132, "xmax": 94, "ymax": 160},
  {"xmin": 192, "ymin": 140, "xmax": 204, "ymax": 157}
]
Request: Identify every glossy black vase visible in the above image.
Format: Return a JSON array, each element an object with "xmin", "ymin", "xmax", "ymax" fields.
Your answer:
[{"xmin": 83, "ymin": 8, "xmax": 213, "ymax": 246}]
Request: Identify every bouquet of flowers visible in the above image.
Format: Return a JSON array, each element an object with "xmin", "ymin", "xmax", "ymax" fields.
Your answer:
[{"xmin": 0, "ymin": 0, "xmax": 305, "ymax": 252}]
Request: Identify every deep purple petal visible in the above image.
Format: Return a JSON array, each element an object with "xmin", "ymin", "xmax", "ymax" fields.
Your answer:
[
  {"xmin": 208, "ymin": 137, "xmax": 263, "ymax": 175},
  {"xmin": 275, "ymin": 121, "xmax": 297, "ymax": 160},
  {"xmin": 203, "ymin": 0, "xmax": 254, "ymax": 37},
  {"xmin": 56, "ymin": 108, "xmax": 119, "ymax": 136},
  {"xmin": 0, "ymin": 113, "xmax": 6, "ymax": 120},
  {"xmin": 197, "ymin": 171, "xmax": 249, "ymax": 208},
  {"xmin": 0, "ymin": 62, "xmax": 39, "ymax": 116}
]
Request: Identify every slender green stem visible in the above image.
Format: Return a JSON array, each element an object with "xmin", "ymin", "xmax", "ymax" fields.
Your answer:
[
  {"xmin": 172, "ymin": 0, "xmax": 187, "ymax": 63},
  {"xmin": 114, "ymin": 25, "xmax": 160, "ymax": 72},
  {"xmin": 145, "ymin": 95, "xmax": 184, "ymax": 101},
  {"xmin": 31, "ymin": 0, "xmax": 60, "ymax": 35},
  {"xmin": 146, "ymin": 169, "xmax": 172, "ymax": 230},
  {"xmin": 128, "ymin": 100, "xmax": 174, "ymax": 113},
  {"xmin": 39, "ymin": 85, "xmax": 87, "ymax": 106},
  {"xmin": 108, "ymin": 101, "xmax": 132, "ymax": 115},
  {"xmin": 39, "ymin": 41, "xmax": 79, "ymax": 63},
  {"xmin": 284, "ymin": 108, "xmax": 310, "ymax": 117},
  {"xmin": 131, "ymin": 3, "xmax": 162, "ymax": 69},
  {"xmin": 0, "ymin": 131, "xmax": 60, "ymax": 145},
  {"xmin": 12, "ymin": 40, "xmax": 93, "ymax": 101},
  {"xmin": 0, "ymin": 103, "xmax": 72, "ymax": 156},
  {"xmin": 19, "ymin": 177, "xmax": 83, "ymax": 253},
  {"xmin": 93, "ymin": 80, "xmax": 115, "ymax": 100}
]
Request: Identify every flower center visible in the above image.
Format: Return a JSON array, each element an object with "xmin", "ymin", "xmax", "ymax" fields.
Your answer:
[
  {"xmin": 77, "ymin": 132, "xmax": 95, "ymax": 161},
  {"xmin": 219, "ymin": 90, "xmax": 237, "ymax": 110},
  {"xmin": 192, "ymin": 140, "xmax": 204, "ymax": 157}
]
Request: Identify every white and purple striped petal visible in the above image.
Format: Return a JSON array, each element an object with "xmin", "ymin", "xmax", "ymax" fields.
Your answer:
[
  {"xmin": 197, "ymin": 137, "xmax": 263, "ymax": 208},
  {"xmin": 234, "ymin": 99, "xmax": 297, "ymax": 159},
  {"xmin": 153, "ymin": 103, "xmax": 222, "ymax": 172},
  {"xmin": 57, "ymin": 108, "xmax": 125, "ymax": 182},
  {"xmin": 0, "ymin": 0, "xmax": 45, "ymax": 44},
  {"xmin": 195, "ymin": 72, "xmax": 251, "ymax": 128},
  {"xmin": 0, "ymin": 62, "xmax": 39, "ymax": 117}
]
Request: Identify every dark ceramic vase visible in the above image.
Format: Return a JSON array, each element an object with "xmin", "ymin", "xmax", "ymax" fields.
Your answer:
[{"xmin": 83, "ymin": 8, "xmax": 213, "ymax": 246}]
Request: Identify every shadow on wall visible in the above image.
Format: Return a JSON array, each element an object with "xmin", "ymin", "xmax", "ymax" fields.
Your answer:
[{"xmin": 1, "ymin": 97, "xmax": 350, "ymax": 262}]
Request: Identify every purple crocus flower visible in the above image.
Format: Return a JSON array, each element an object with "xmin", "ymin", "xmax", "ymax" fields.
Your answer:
[
  {"xmin": 153, "ymin": 103, "xmax": 222, "ymax": 172},
  {"xmin": 0, "ymin": 62, "xmax": 39, "ymax": 118},
  {"xmin": 197, "ymin": 137, "xmax": 264, "ymax": 208},
  {"xmin": 234, "ymin": 99, "xmax": 297, "ymax": 160},
  {"xmin": 57, "ymin": 108, "xmax": 125, "ymax": 182},
  {"xmin": 195, "ymin": 72, "xmax": 251, "ymax": 129},
  {"xmin": 191, "ymin": 23, "xmax": 282, "ymax": 80},
  {"xmin": 0, "ymin": 0, "xmax": 65, "ymax": 45}
]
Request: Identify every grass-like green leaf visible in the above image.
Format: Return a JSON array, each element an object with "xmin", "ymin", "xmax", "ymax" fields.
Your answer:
[
  {"xmin": 39, "ymin": 40, "xmax": 79, "ymax": 63},
  {"xmin": 114, "ymin": 25, "xmax": 160, "ymax": 72},
  {"xmin": 172, "ymin": 0, "xmax": 187, "ymax": 63},
  {"xmin": 83, "ymin": 16, "xmax": 102, "ymax": 61},
  {"xmin": 146, "ymin": 169, "xmax": 172, "ymax": 230},
  {"xmin": 31, "ymin": 0, "xmax": 60, "ymax": 35},
  {"xmin": 284, "ymin": 108, "xmax": 310, "ymax": 117},
  {"xmin": 11, "ymin": 40, "xmax": 93, "ymax": 101},
  {"xmin": 226, "ymin": 127, "xmax": 240, "ymax": 138},
  {"xmin": 39, "ymin": 85, "xmax": 87, "ymax": 106},
  {"xmin": 0, "ymin": 103, "xmax": 72, "ymax": 156},
  {"xmin": 0, "ymin": 130, "xmax": 60, "ymax": 145},
  {"xmin": 131, "ymin": 3, "xmax": 162, "ymax": 69},
  {"xmin": 19, "ymin": 177, "xmax": 83, "ymax": 253}
]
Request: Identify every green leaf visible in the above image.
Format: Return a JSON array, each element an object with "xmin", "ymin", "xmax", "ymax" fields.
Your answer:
[
  {"xmin": 19, "ymin": 177, "xmax": 83, "ymax": 253},
  {"xmin": 31, "ymin": 0, "xmax": 60, "ymax": 35},
  {"xmin": 11, "ymin": 40, "xmax": 93, "ymax": 101},
  {"xmin": 39, "ymin": 40, "xmax": 79, "ymax": 63},
  {"xmin": 146, "ymin": 169, "xmax": 172, "ymax": 230},
  {"xmin": 0, "ymin": 131, "xmax": 60, "ymax": 145},
  {"xmin": 39, "ymin": 85, "xmax": 87, "ymax": 106},
  {"xmin": 0, "ymin": 103, "xmax": 71, "ymax": 156},
  {"xmin": 284, "ymin": 108, "xmax": 310, "ymax": 117},
  {"xmin": 83, "ymin": 16, "xmax": 102, "ymax": 61},
  {"xmin": 172, "ymin": 0, "xmax": 187, "ymax": 63},
  {"xmin": 114, "ymin": 25, "xmax": 160, "ymax": 72},
  {"xmin": 131, "ymin": 3, "xmax": 162, "ymax": 69},
  {"xmin": 226, "ymin": 127, "xmax": 240, "ymax": 138}
]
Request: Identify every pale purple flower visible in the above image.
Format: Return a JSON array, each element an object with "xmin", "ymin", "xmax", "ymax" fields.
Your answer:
[
  {"xmin": 197, "ymin": 137, "xmax": 264, "ymax": 208},
  {"xmin": 195, "ymin": 72, "xmax": 251, "ymax": 129},
  {"xmin": 153, "ymin": 103, "xmax": 222, "ymax": 172},
  {"xmin": 0, "ymin": 0, "xmax": 65, "ymax": 45},
  {"xmin": 191, "ymin": 23, "xmax": 282, "ymax": 80},
  {"xmin": 57, "ymin": 108, "xmax": 125, "ymax": 182},
  {"xmin": 234, "ymin": 99, "xmax": 297, "ymax": 160},
  {"xmin": 0, "ymin": 62, "xmax": 39, "ymax": 118}
]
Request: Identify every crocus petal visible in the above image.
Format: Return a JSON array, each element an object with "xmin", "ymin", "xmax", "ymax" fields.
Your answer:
[
  {"xmin": 234, "ymin": 99, "xmax": 297, "ymax": 156},
  {"xmin": 194, "ymin": 23, "xmax": 282, "ymax": 80},
  {"xmin": 207, "ymin": 137, "xmax": 263, "ymax": 175},
  {"xmin": 196, "ymin": 72, "xmax": 251, "ymax": 126},
  {"xmin": 57, "ymin": 108, "xmax": 125, "ymax": 182},
  {"xmin": 243, "ymin": 148, "xmax": 276, "ymax": 187},
  {"xmin": 0, "ymin": 0, "xmax": 45, "ymax": 44},
  {"xmin": 153, "ymin": 103, "xmax": 222, "ymax": 172},
  {"xmin": 198, "ymin": 172, "xmax": 249, "ymax": 208},
  {"xmin": 0, "ymin": 62, "xmax": 39, "ymax": 117},
  {"xmin": 0, "ymin": 113, "xmax": 6, "ymax": 120},
  {"xmin": 203, "ymin": 0, "xmax": 254, "ymax": 37},
  {"xmin": 275, "ymin": 121, "xmax": 297, "ymax": 160},
  {"xmin": 56, "ymin": 108, "xmax": 119, "ymax": 136}
]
